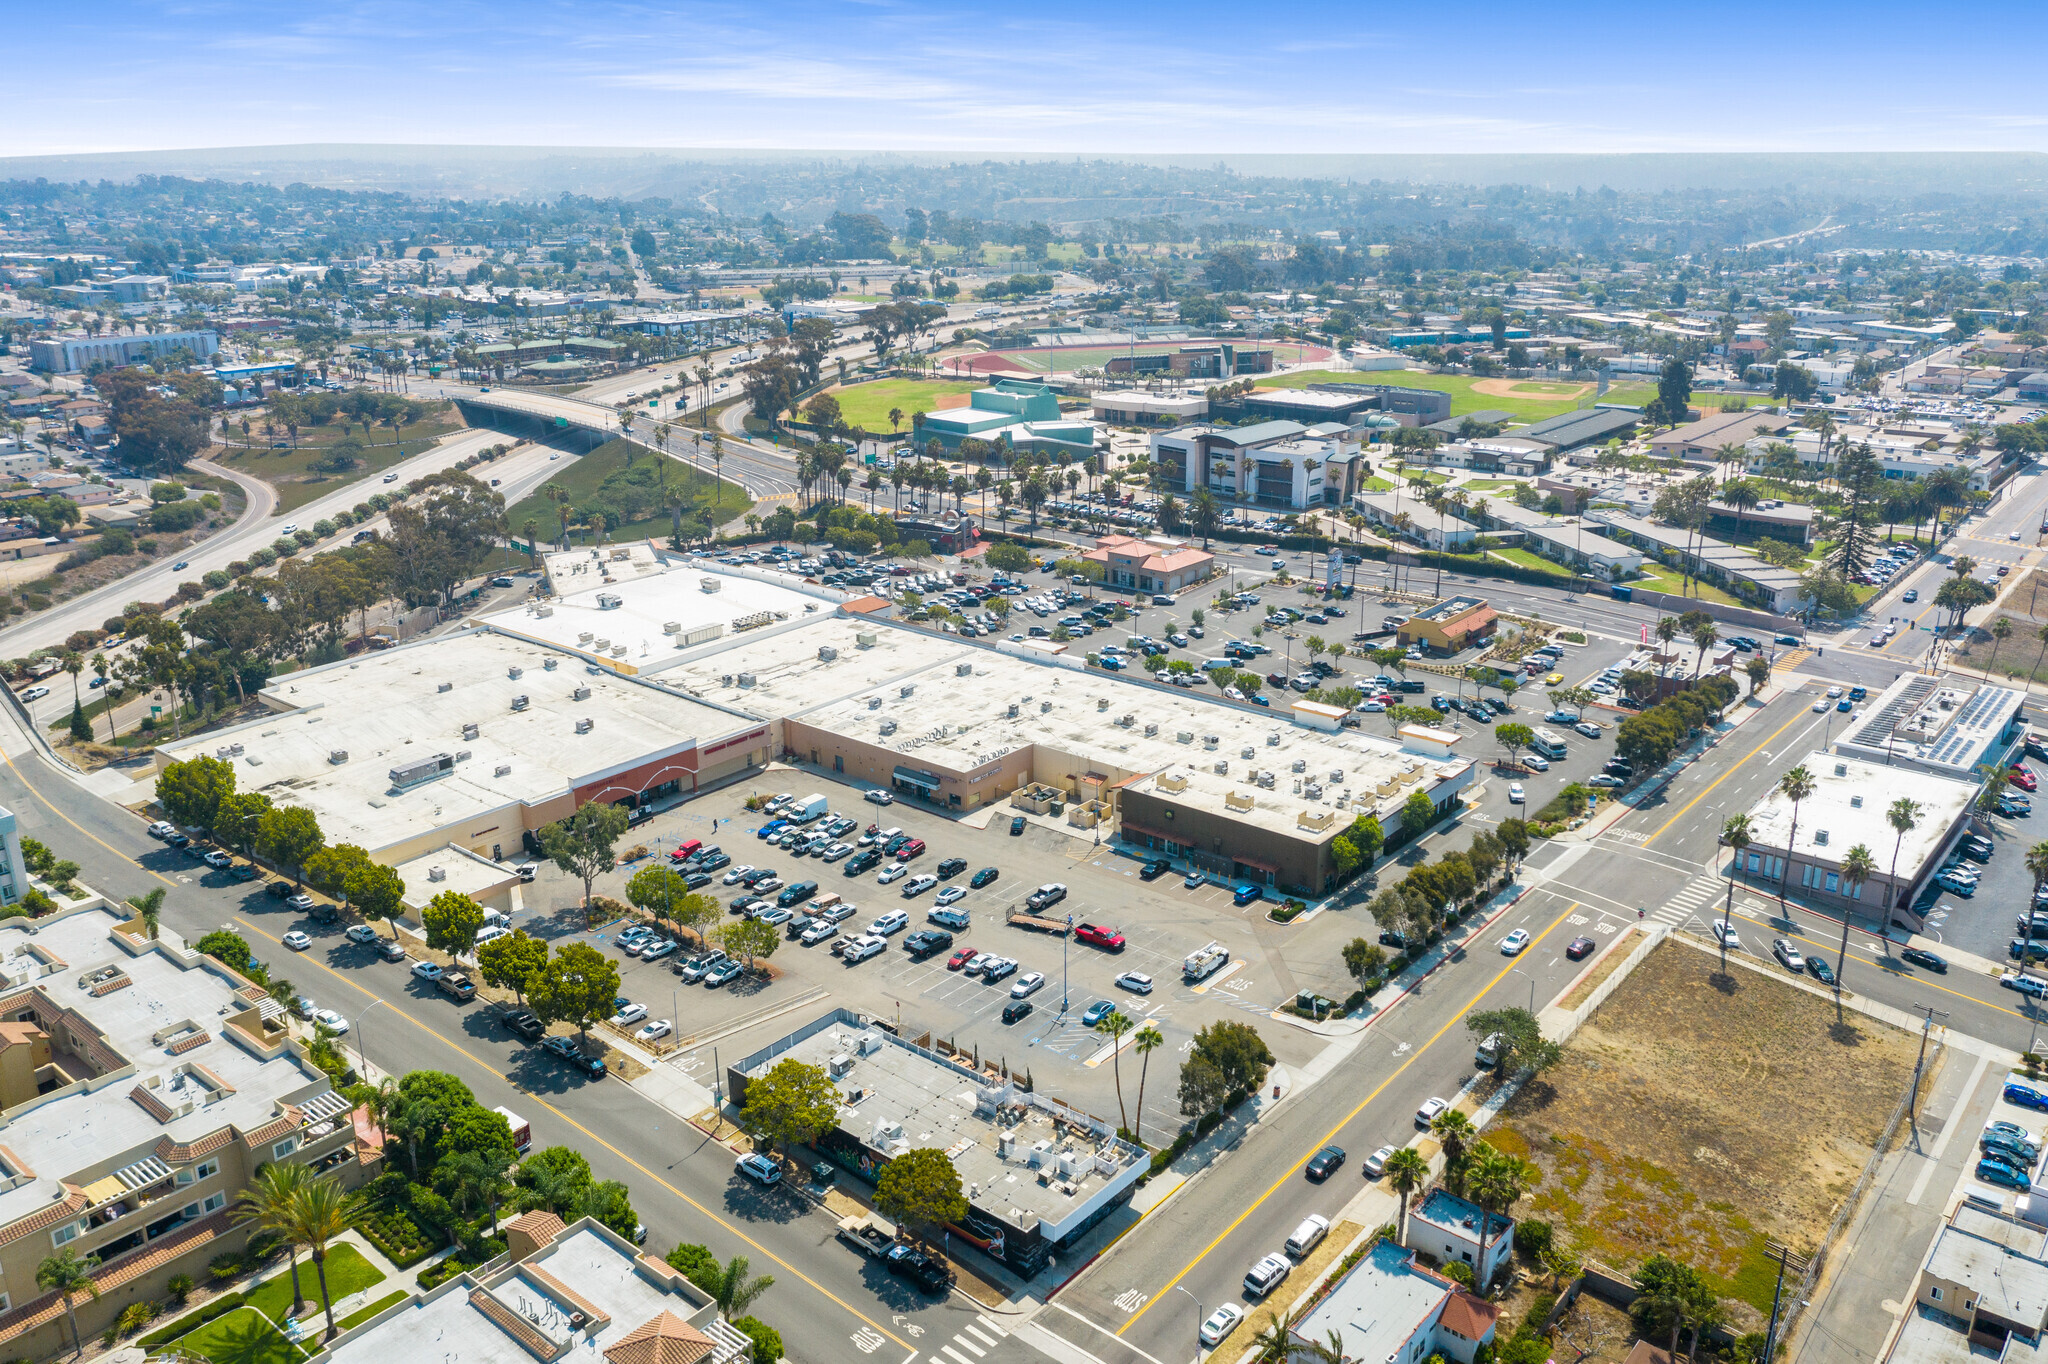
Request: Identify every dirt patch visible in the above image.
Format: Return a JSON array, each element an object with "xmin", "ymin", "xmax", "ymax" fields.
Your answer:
[
  {"xmin": 1469, "ymin": 379, "xmax": 1594, "ymax": 401},
  {"xmin": 1497, "ymin": 941, "xmax": 1926, "ymax": 1325},
  {"xmin": 933, "ymin": 393, "xmax": 971, "ymax": 410},
  {"xmin": 1211, "ymin": 1220, "xmax": 1368, "ymax": 1359},
  {"xmin": 1557, "ymin": 929, "xmax": 1645, "ymax": 1011}
]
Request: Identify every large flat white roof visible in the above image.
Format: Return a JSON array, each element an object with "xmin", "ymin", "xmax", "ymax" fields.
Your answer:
[
  {"xmin": 157, "ymin": 632, "xmax": 752, "ymax": 855},
  {"xmin": 1740, "ymin": 750, "xmax": 1974, "ymax": 872}
]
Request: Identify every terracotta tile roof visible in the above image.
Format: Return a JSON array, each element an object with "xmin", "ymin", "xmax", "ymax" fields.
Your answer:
[
  {"xmin": 187, "ymin": 1062, "xmax": 235, "ymax": 1093},
  {"xmin": 154, "ymin": 1129, "xmax": 236, "ymax": 1164},
  {"xmin": 0, "ymin": 1186, "xmax": 86, "ymax": 1248},
  {"xmin": 840, "ymin": 595, "xmax": 892, "ymax": 615},
  {"xmin": 166, "ymin": 1029, "xmax": 212, "ymax": 1055},
  {"xmin": 1440, "ymin": 606, "xmax": 1498, "ymax": 637},
  {"xmin": 129, "ymin": 1084, "xmax": 175, "ymax": 1122},
  {"xmin": 1439, "ymin": 1290, "xmax": 1501, "ymax": 1342},
  {"xmin": 0, "ymin": 1145, "xmax": 35, "ymax": 1180},
  {"xmin": 505, "ymin": 1209, "xmax": 565, "ymax": 1243},
  {"xmin": 524, "ymin": 1263, "xmax": 611, "ymax": 1327},
  {"xmin": 240, "ymin": 1115, "xmax": 297, "ymax": 1147},
  {"xmin": 604, "ymin": 1311, "xmax": 716, "ymax": 1364},
  {"xmin": 468, "ymin": 1287, "xmax": 558, "ymax": 1361},
  {"xmin": 0, "ymin": 1021, "xmax": 45, "ymax": 1049},
  {"xmin": 0, "ymin": 1211, "xmax": 230, "ymax": 1343}
]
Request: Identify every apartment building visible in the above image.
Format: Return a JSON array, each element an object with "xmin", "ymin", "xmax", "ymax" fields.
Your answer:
[{"xmin": 0, "ymin": 908, "xmax": 365, "ymax": 1360}]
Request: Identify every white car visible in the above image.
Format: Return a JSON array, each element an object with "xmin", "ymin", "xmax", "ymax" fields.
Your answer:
[
  {"xmin": 311, "ymin": 1008, "xmax": 350, "ymax": 1034},
  {"xmin": 753, "ymin": 875, "xmax": 782, "ymax": 893},
  {"xmin": 934, "ymin": 886, "xmax": 966, "ymax": 907},
  {"xmin": 902, "ymin": 873, "xmax": 939, "ymax": 897},
  {"xmin": 877, "ymin": 863, "xmax": 909, "ymax": 884},
  {"xmin": 1010, "ymin": 971, "xmax": 1046, "ymax": 998},
  {"xmin": 867, "ymin": 910, "xmax": 909, "ymax": 936},
  {"xmin": 722, "ymin": 864, "xmax": 754, "ymax": 885},
  {"xmin": 1523, "ymin": 755, "xmax": 1550, "ymax": 772},
  {"xmin": 1500, "ymin": 929, "xmax": 1530, "ymax": 956},
  {"xmin": 345, "ymin": 924, "xmax": 379, "ymax": 945},
  {"xmin": 1363, "ymin": 1145, "xmax": 1397, "ymax": 1178},
  {"xmin": 820, "ymin": 842, "xmax": 853, "ymax": 861},
  {"xmin": 635, "ymin": 1019, "xmax": 673, "ymax": 1042},
  {"xmin": 1415, "ymin": 1097, "xmax": 1449, "ymax": 1128},
  {"xmin": 1712, "ymin": 919, "xmax": 1742, "ymax": 950},
  {"xmin": 412, "ymin": 961, "xmax": 444, "ymax": 982},
  {"xmin": 842, "ymin": 933, "xmax": 887, "ymax": 964},
  {"xmin": 1199, "ymin": 1304, "xmax": 1245, "ymax": 1347},
  {"xmin": 1358, "ymin": 699, "xmax": 1385, "ymax": 712},
  {"xmin": 282, "ymin": 930, "xmax": 313, "ymax": 951},
  {"xmin": 1508, "ymin": 783, "xmax": 1525, "ymax": 804},
  {"xmin": 1826, "ymin": 685, "xmax": 1844, "ymax": 698},
  {"xmin": 280, "ymin": 523, "xmax": 298, "ymax": 534},
  {"xmin": 20, "ymin": 686, "xmax": 48, "ymax": 702},
  {"xmin": 864, "ymin": 789, "xmax": 894, "ymax": 805},
  {"xmin": 1115, "ymin": 971, "xmax": 1154, "ymax": 994},
  {"xmin": 611, "ymin": 1003, "xmax": 648, "ymax": 1026}
]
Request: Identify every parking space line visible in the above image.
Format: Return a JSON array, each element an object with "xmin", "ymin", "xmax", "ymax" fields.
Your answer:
[{"xmin": 1188, "ymin": 959, "xmax": 1245, "ymax": 994}]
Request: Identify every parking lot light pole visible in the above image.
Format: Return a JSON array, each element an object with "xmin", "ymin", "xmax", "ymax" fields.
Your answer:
[{"xmin": 1062, "ymin": 913, "xmax": 1072, "ymax": 1015}]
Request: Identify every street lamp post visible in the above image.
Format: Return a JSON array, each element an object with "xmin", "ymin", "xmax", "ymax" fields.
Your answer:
[
  {"xmin": 1174, "ymin": 1284, "xmax": 1205, "ymax": 1363},
  {"xmin": 1062, "ymin": 913, "xmax": 1072, "ymax": 1015},
  {"xmin": 1508, "ymin": 965, "xmax": 1537, "ymax": 1015},
  {"xmin": 351, "ymin": 998, "xmax": 386, "ymax": 1080}
]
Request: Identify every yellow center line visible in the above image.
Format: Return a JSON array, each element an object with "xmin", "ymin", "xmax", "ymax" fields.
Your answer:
[
  {"xmin": 1641, "ymin": 700, "xmax": 1814, "ymax": 848},
  {"xmin": 1775, "ymin": 923, "xmax": 2029, "ymax": 1022},
  {"xmin": 1117, "ymin": 897, "xmax": 1583, "ymax": 1337},
  {"xmin": 0, "ymin": 748, "xmax": 908, "ymax": 1353}
]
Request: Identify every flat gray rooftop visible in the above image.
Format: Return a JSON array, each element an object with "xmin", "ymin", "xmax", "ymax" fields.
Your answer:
[{"xmin": 1294, "ymin": 1237, "xmax": 1452, "ymax": 1364}]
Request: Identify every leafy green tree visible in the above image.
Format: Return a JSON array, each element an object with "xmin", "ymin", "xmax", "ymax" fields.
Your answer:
[
  {"xmin": 1188, "ymin": 1019, "xmax": 1273, "ymax": 1097},
  {"xmin": 1402, "ymin": 789, "xmax": 1438, "ymax": 835},
  {"xmin": 531, "ymin": 942, "xmax": 621, "ymax": 1045},
  {"xmin": 210, "ymin": 789, "xmax": 272, "ymax": 857},
  {"xmin": 739, "ymin": 1059, "xmax": 840, "ymax": 1162},
  {"xmin": 304, "ymin": 843, "xmax": 372, "ymax": 904},
  {"xmin": 155, "ymin": 754, "xmax": 235, "ymax": 829},
  {"xmin": 714, "ymin": 916, "xmax": 779, "ymax": 968},
  {"xmin": 346, "ymin": 862, "xmax": 406, "ymax": 931},
  {"xmin": 875, "ymin": 1147, "xmax": 969, "ymax": 1244},
  {"xmin": 196, "ymin": 930, "xmax": 254, "ymax": 975},
  {"xmin": 664, "ymin": 1243, "xmax": 722, "ymax": 1295},
  {"xmin": 626, "ymin": 864, "xmax": 717, "ymax": 938},
  {"xmin": 1342, "ymin": 938, "xmax": 1388, "ymax": 987},
  {"xmin": 731, "ymin": 1317, "xmax": 783, "ymax": 1364},
  {"xmin": 256, "ymin": 805, "xmax": 325, "ymax": 889},
  {"xmin": 540, "ymin": 802, "xmax": 630, "ymax": 918},
  {"xmin": 422, "ymin": 890, "xmax": 485, "ymax": 957},
  {"xmin": 477, "ymin": 930, "xmax": 549, "ymax": 1004},
  {"xmin": 1631, "ymin": 1255, "xmax": 1722, "ymax": 1361},
  {"xmin": 515, "ymin": 1146, "xmax": 594, "ymax": 1217},
  {"xmin": 1463, "ymin": 1007, "xmax": 1562, "ymax": 1076}
]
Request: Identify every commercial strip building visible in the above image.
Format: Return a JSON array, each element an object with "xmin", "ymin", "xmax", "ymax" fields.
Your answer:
[
  {"xmin": 1149, "ymin": 421, "xmax": 1368, "ymax": 509},
  {"xmin": 1396, "ymin": 596, "xmax": 1500, "ymax": 652},
  {"xmin": 1586, "ymin": 511, "xmax": 1806, "ymax": 613},
  {"xmin": 1732, "ymin": 750, "xmax": 1976, "ymax": 926},
  {"xmin": 0, "ymin": 908, "xmax": 365, "ymax": 1361},
  {"xmin": 1471, "ymin": 502, "xmax": 1644, "ymax": 581},
  {"xmin": 1884, "ymin": 1202, "xmax": 2048, "ymax": 1364},
  {"xmin": 28, "ymin": 329, "xmax": 221, "ymax": 374},
  {"xmin": 1079, "ymin": 534, "xmax": 1215, "ymax": 594},
  {"xmin": 728, "ymin": 1009, "xmax": 1146, "ymax": 1277},
  {"xmin": 1292, "ymin": 1236, "xmax": 1502, "ymax": 1364},
  {"xmin": 314, "ymin": 1212, "xmax": 748, "ymax": 1364},
  {"xmin": 1647, "ymin": 408, "xmax": 1792, "ymax": 461},
  {"xmin": 1351, "ymin": 493, "xmax": 1479, "ymax": 551},
  {"xmin": 1832, "ymin": 674, "xmax": 2028, "ymax": 782}
]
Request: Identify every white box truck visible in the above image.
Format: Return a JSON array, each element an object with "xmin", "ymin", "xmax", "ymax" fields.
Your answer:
[
  {"xmin": 791, "ymin": 792, "xmax": 829, "ymax": 824},
  {"xmin": 493, "ymin": 1105, "xmax": 532, "ymax": 1153}
]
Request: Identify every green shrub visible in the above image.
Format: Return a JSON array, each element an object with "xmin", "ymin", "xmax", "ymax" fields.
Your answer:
[
  {"xmin": 1441, "ymin": 1260, "xmax": 1475, "ymax": 1288},
  {"xmin": 207, "ymin": 1253, "xmax": 244, "ymax": 1282},
  {"xmin": 732, "ymin": 1316, "xmax": 783, "ymax": 1364},
  {"xmin": 356, "ymin": 1204, "xmax": 437, "ymax": 1268},
  {"xmin": 167, "ymin": 1274, "xmax": 194, "ymax": 1305},
  {"xmin": 664, "ymin": 1243, "xmax": 722, "ymax": 1295},
  {"xmin": 136, "ymin": 1292, "xmax": 245, "ymax": 1349},
  {"xmin": 1517, "ymin": 1218, "xmax": 1553, "ymax": 1261}
]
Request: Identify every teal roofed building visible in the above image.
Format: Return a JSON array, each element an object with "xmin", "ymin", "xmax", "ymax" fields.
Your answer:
[{"xmin": 920, "ymin": 380, "xmax": 1062, "ymax": 446}]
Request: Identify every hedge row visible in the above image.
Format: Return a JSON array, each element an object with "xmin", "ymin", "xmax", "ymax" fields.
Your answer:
[{"xmin": 136, "ymin": 1292, "xmax": 245, "ymax": 1349}]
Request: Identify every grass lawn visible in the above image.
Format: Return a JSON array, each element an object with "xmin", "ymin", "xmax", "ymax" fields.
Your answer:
[
  {"xmin": 506, "ymin": 438, "xmax": 736, "ymax": 545},
  {"xmin": 218, "ymin": 407, "xmax": 468, "ymax": 515},
  {"xmin": 245, "ymin": 1245, "xmax": 386, "ymax": 1321},
  {"xmin": 166, "ymin": 1244, "xmax": 388, "ymax": 1364},
  {"xmin": 1632, "ymin": 567, "xmax": 1744, "ymax": 609},
  {"xmin": 1458, "ymin": 478, "xmax": 1528, "ymax": 493},
  {"xmin": 173, "ymin": 1308, "xmax": 308, "ymax": 1364},
  {"xmin": 1488, "ymin": 547, "xmax": 1567, "ymax": 574},
  {"xmin": 334, "ymin": 1292, "xmax": 408, "ymax": 1334},
  {"xmin": 1360, "ymin": 476, "xmax": 1396, "ymax": 492},
  {"xmin": 1260, "ymin": 370, "xmax": 1641, "ymax": 424},
  {"xmin": 827, "ymin": 378, "xmax": 979, "ymax": 432}
]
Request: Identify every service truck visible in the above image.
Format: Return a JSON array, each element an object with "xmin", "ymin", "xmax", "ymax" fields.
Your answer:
[{"xmin": 1183, "ymin": 940, "xmax": 1230, "ymax": 982}]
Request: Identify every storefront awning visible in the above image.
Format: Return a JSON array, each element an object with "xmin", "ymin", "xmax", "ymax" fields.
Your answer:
[{"xmin": 892, "ymin": 766, "xmax": 942, "ymax": 792}]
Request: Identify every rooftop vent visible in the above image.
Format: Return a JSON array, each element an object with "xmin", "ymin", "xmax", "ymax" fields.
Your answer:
[
  {"xmin": 455, "ymin": 750, "xmax": 471, "ymax": 762},
  {"xmin": 1008, "ymin": 703, "xmax": 1019, "ymax": 718},
  {"xmin": 572, "ymin": 686, "xmax": 591, "ymax": 701},
  {"xmin": 821, "ymin": 646, "xmax": 840, "ymax": 662},
  {"xmin": 1834, "ymin": 762, "xmax": 1848, "ymax": 777},
  {"xmin": 508, "ymin": 667, "xmax": 523, "ymax": 680},
  {"xmin": 1814, "ymin": 830, "xmax": 1829, "ymax": 846},
  {"xmin": 901, "ymin": 684, "xmax": 916, "ymax": 698},
  {"xmin": 880, "ymin": 719, "xmax": 898, "ymax": 736},
  {"xmin": 575, "ymin": 718, "xmax": 594, "ymax": 734},
  {"xmin": 1041, "ymin": 701, "xmax": 1053, "ymax": 714},
  {"xmin": 1850, "ymin": 795, "xmax": 1864, "ymax": 808},
  {"xmin": 597, "ymin": 593, "xmax": 621, "ymax": 610},
  {"xmin": 495, "ymin": 764, "xmax": 511, "ymax": 777},
  {"xmin": 542, "ymin": 656, "xmax": 558, "ymax": 670},
  {"xmin": 1144, "ymin": 723, "xmax": 1159, "ymax": 737},
  {"xmin": 328, "ymin": 750, "xmax": 348, "ymax": 765},
  {"xmin": 510, "ymin": 695, "xmax": 529, "ymax": 712},
  {"xmin": 958, "ymin": 663, "xmax": 974, "ymax": 677},
  {"xmin": 737, "ymin": 673, "xmax": 756, "ymax": 689},
  {"xmin": 662, "ymin": 621, "xmax": 681, "ymax": 634},
  {"xmin": 428, "ymin": 866, "xmax": 446, "ymax": 882},
  {"xmin": 437, "ymin": 681, "xmax": 453, "ymax": 693},
  {"xmin": 1097, "ymin": 696, "xmax": 1109, "ymax": 710},
  {"xmin": 462, "ymin": 723, "xmax": 480, "ymax": 741},
  {"xmin": 868, "ymin": 697, "xmax": 882, "ymax": 710}
]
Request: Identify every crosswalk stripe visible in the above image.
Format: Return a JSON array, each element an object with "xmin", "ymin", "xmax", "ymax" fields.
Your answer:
[
  {"xmin": 949, "ymin": 1338, "xmax": 985, "ymax": 1360},
  {"xmin": 963, "ymin": 1325, "xmax": 997, "ymax": 1347},
  {"xmin": 976, "ymin": 1315, "xmax": 1009, "ymax": 1338},
  {"xmin": 941, "ymin": 1347, "xmax": 975, "ymax": 1364}
]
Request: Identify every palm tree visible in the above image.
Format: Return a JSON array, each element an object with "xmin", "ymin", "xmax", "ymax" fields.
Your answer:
[
  {"xmin": 1468, "ymin": 1145, "xmax": 1538, "ymax": 1288},
  {"xmin": 1383, "ymin": 1146, "xmax": 1429, "ymax": 1239},
  {"xmin": 1130, "ymin": 1023, "xmax": 1163, "ymax": 1143},
  {"xmin": 1720, "ymin": 478, "xmax": 1761, "ymax": 538},
  {"xmin": 1718, "ymin": 815, "xmax": 1750, "ymax": 973},
  {"xmin": 707, "ymin": 1255, "xmax": 774, "ymax": 1320},
  {"xmin": 1988, "ymin": 615, "xmax": 2016, "ymax": 678},
  {"xmin": 291, "ymin": 1176, "xmax": 367, "ymax": 1340},
  {"xmin": 1654, "ymin": 615, "xmax": 1678, "ymax": 678},
  {"xmin": 1835, "ymin": 844, "xmax": 1877, "ymax": 998},
  {"xmin": 1430, "ymin": 1106, "xmax": 1476, "ymax": 1172},
  {"xmin": 1248, "ymin": 1306, "xmax": 1314, "ymax": 1364},
  {"xmin": 234, "ymin": 1162, "xmax": 311, "ymax": 1317},
  {"xmin": 1776, "ymin": 765, "xmax": 1816, "ymax": 906},
  {"xmin": 1883, "ymin": 799, "xmax": 1923, "ymax": 950},
  {"xmin": 1094, "ymin": 1009, "xmax": 1133, "ymax": 1133},
  {"xmin": 126, "ymin": 887, "xmax": 164, "ymax": 940},
  {"xmin": 36, "ymin": 1248, "xmax": 99, "ymax": 1359},
  {"xmin": 708, "ymin": 432, "xmax": 725, "ymax": 513},
  {"xmin": 1689, "ymin": 623, "xmax": 1719, "ymax": 679}
]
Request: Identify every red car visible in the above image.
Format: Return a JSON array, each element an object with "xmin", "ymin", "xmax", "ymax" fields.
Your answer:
[
  {"xmin": 899, "ymin": 838, "xmax": 926, "ymax": 859},
  {"xmin": 1565, "ymin": 936, "xmax": 1597, "ymax": 961},
  {"xmin": 1074, "ymin": 922, "xmax": 1126, "ymax": 951},
  {"xmin": 947, "ymin": 947, "xmax": 977, "ymax": 971},
  {"xmin": 2012, "ymin": 767, "xmax": 2039, "ymax": 792}
]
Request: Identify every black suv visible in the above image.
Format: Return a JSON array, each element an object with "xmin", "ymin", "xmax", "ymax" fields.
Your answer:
[
  {"xmin": 885, "ymin": 1243, "xmax": 952, "ymax": 1293},
  {"xmin": 936, "ymin": 857, "xmax": 968, "ymax": 879},
  {"xmin": 500, "ymin": 1008, "xmax": 546, "ymax": 1043},
  {"xmin": 1139, "ymin": 858, "xmax": 1171, "ymax": 881},
  {"xmin": 903, "ymin": 929, "xmax": 954, "ymax": 959}
]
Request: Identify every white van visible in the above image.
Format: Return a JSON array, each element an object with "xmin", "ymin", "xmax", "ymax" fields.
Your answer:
[
  {"xmin": 1285, "ymin": 1214, "xmax": 1330, "ymax": 1258},
  {"xmin": 1475, "ymin": 1032, "xmax": 1505, "ymax": 1068}
]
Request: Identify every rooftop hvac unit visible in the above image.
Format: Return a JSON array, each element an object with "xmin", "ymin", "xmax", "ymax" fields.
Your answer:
[
  {"xmin": 827, "ymin": 1054, "xmax": 855, "ymax": 1078},
  {"xmin": 542, "ymin": 656, "xmax": 558, "ymax": 670},
  {"xmin": 1305, "ymin": 782, "xmax": 1323, "ymax": 799},
  {"xmin": 328, "ymin": 750, "xmax": 348, "ymax": 765},
  {"xmin": 868, "ymin": 697, "xmax": 882, "ymax": 710},
  {"xmin": 428, "ymin": 866, "xmax": 446, "ymax": 882},
  {"xmin": 572, "ymin": 686, "xmax": 591, "ymax": 701},
  {"xmin": 1332, "ymin": 769, "xmax": 1344, "ymax": 783},
  {"xmin": 1177, "ymin": 731, "xmax": 1194, "ymax": 744},
  {"xmin": 1292, "ymin": 758, "xmax": 1307, "ymax": 773},
  {"xmin": 1850, "ymin": 795, "xmax": 1864, "ymax": 808},
  {"xmin": 857, "ymin": 1031, "xmax": 886, "ymax": 1056},
  {"xmin": 820, "ymin": 646, "xmax": 839, "ymax": 662},
  {"xmin": 1834, "ymin": 763, "xmax": 1849, "ymax": 776},
  {"xmin": 508, "ymin": 667, "xmax": 523, "ymax": 680},
  {"xmin": 958, "ymin": 663, "xmax": 974, "ymax": 677},
  {"xmin": 1258, "ymin": 771, "xmax": 1276, "ymax": 789},
  {"xmin": 597, "ymin": 593, "xmax": 622, "ymax": 610},
  {"xmin": 700, "ymin": 577, "xmax": 722, "ymax": 594},
  {"xmin": 1267, "ymin": 731, "xmax": 1281, "ymax": 746},
  {"xmin": 495, "ymin": 764, "xmax": 511, "ymax": 777},
  {"xmin": 593, "ymin": 638, "xmax": 609, "ymax": 652},
  {"xmin": 462, "ymin": 723, "xmax": 480, "ymax": 740},
  {"xmin": 1814, "ymin": 830, "xmax": 1830, "ymax": 846},
  {"xmin": 1097, "ymin": 697, "xmax": 1109, "ymax": 710},
  {"xmin": 1144, "ymin": 723, "xmax": 1158, "ymax": 737},
  {"xmin": 1214, "ymin": 760, "xmax": 1229, "ymax": 774},
  {"xmin": 534, "ymin": 606, "xmax": 553, "ymax": 619},
  {"xmin": 1243, "ymin": 747, "xmax": 1256, "ymax": 759},
  {"xmin": 1041, "ymin": 701, "xmax": 1053, "ymax": 713},
  {"xmin": 737, "ymin": 673, "xmax": 756, "ymax": 689},
  {"xmin": 455, "ymin": 750, "xmax": 471, "ymax": 762},
  {"xmin": 662, "ymin": 621, "xmax": 681, "ymax": 634},
  {"xmin": 389, "ymin": 752, "xmax": 455, "ymax": 789},
  {"xmin": 437, "ymin": 681, "xmax": 453, "ymax": 693},
  {"xmin": 856, "ymin": 631, "xmax": 877, "ymax": 648},
  {"xmin": 578, "ymin": 631, "xmax": 594, "ymax": 644},
  {"xmin": 880, "ymin": 719, "xmax": 898, "ymax": 736},
  {"xmin": 1007, "ymin": 703, "xmax": 1019, "ymax": 718},
  {"xmin": 575, "ymin": 718, "xmax": 594, "ymax": 735},
  {"xmin": 610, "ymin": 645, "xmax": 626, "ymax": 658},
  {"xmin": 511, "ymin": 695, "xmax": 529, "ymax": 711},
  {"xmin": 1203, "ymin": 734, "xmax": 1219, "ymax": 749},
  {"xmin": 900, "ymin": 684, "xmax": 916, "ymax": 698}
]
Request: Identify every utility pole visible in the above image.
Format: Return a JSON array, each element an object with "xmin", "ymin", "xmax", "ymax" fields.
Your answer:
[
  {"xmin": 1758, "ymin": 1239, "xmax": 1809, "ymax": 1364},
  {"xmin": 1907, "ymin": 1003, "xmax": 1949, "ymax": 1125}
]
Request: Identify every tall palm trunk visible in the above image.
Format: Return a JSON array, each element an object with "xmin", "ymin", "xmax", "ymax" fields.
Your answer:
[
  {"xmin": 1781, "ymin": 801, "xmax": 1801, "ymax": 905},
  {"xmin": 312, "ymin": 1247, "xmax": 337, "ymax": 1338}
]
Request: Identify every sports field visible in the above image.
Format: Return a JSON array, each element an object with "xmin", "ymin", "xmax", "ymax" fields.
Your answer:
[
  {"xmin": 952, "ymin": 338, "xmax": 1332, "ymax": 376},
  {"xmin": 825, "ymin": 377, "xmax": 980, "ymax": 432},
  {"xmin": 1256, "ymin": 370, "xmax": 1658, "ymax": 424}
]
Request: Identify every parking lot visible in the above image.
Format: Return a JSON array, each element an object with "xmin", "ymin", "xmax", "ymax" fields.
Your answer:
[{"xmin": 1915, "ymin": 765, "xmax": 2041, "ymax": 965}]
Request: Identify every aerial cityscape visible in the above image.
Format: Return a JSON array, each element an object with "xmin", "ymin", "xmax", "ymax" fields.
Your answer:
[{"xmin": 4, "ymin": 8, "xmax": 2048, "ymax": 1364}]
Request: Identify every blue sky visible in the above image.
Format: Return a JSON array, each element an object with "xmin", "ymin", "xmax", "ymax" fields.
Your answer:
[{"xmin": 8, "ymin": 0, "xmax": 2047, "ymax": 156}]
